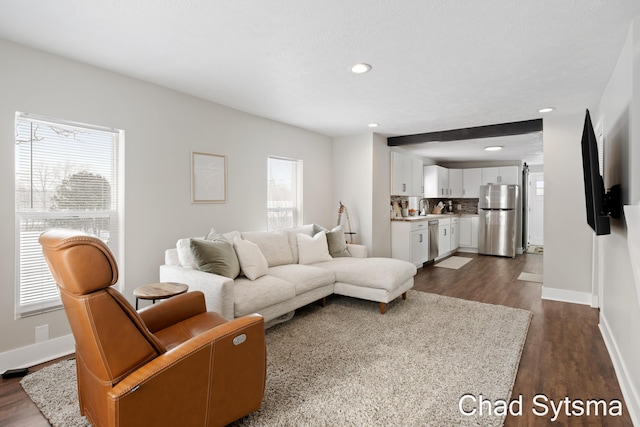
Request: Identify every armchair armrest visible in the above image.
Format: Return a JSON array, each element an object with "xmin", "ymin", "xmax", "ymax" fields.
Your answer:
[
  {"xmin": 159, "ymin": 264, "xmax": 235, "ymax": 320},
  {"xmin": 138, "ymin": 291, "xmax": 207, "ymax": 333},
  {"xmin": 108, "ymin": 313, "xmax": 265, "ymax": 427}
]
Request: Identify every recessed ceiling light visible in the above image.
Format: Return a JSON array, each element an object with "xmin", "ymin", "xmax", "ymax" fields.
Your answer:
[
  {"xmin": 538, "ymin": 107, "xmax": 555, "ymax": 113},
  {"xmin": 485, "ymin": 146, "xmax": 503, "ymax": 151},
  {"xmin": 350, "ymin": 63, "xmax": 372, "ymax": 74},
  {"xmin": 368, "ymin": 123, "xmax": 379, "ymax": 128}
]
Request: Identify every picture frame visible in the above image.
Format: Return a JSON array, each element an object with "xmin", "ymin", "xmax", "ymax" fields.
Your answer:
[{"xmin": 191, "ymin": 152, "xmax": 227, "ymax": 203}]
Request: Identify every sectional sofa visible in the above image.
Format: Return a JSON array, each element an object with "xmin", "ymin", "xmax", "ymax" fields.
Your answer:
[{"xmin": 159, "ymin": 224, "xmax": 417, "ymax": 326}]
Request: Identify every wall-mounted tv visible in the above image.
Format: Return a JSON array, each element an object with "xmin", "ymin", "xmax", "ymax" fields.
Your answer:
[{"xmin": 580, "ymin": 109, "xmax": 620, "ymax": 236}]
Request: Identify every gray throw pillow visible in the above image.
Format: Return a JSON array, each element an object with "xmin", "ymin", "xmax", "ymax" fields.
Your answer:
[
  {"xmin": 190, "ymin": 237, "xmax": 240, "ymax": 279},
  {"xmin": 314, "ymin": 224, "xmax": 352, "ymax": 258}
]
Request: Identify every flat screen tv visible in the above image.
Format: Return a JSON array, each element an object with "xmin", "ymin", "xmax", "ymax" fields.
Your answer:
[{"xmin": 580, "ymin": 109, "xmax": 610, "ymax": 235}]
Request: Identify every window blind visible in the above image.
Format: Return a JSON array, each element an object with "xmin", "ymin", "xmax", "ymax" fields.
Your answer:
[{"xmin": 15, "ymin": 113, "xmax": 122, "ymax": 317}]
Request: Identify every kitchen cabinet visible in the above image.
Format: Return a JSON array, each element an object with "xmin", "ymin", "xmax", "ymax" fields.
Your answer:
[
  {"xmin": 391, "ymin": 151, "xmax": 412, "ymax": 196},
  {"xmin": 412, "ymin": 158, "xmax": 424, "ymax": 196},
  {"xmin": 451, "ymin": 217, "xmax": 459, "ymax": 251},
  {"xmin": 459, "ymin": 216, "xmax": 479, "ymax": 250},
  {"xmin": 481, "ymin": 166, "xmax": 519, "ymax": 185},
  {"xmin": 462, "ymin": 168, "xmax": 482, "ymax": 198},
  {"xmin": 424, "ymin": 165, "xmax": 450, "ymax": 197},
  {"xmin": 391, "ymin": 220, "xmax": 429, "ymax": 267},
  {"xmin": 449, "ymin": 169, "xmax": 463, "ymax": 198},
  {"xmin": 438, "ymin": 217, "xmax": 451, "ymax": 257},
  {"xmin": 391, "ymin": 152, "xmax": 424, "ymax": 196}
]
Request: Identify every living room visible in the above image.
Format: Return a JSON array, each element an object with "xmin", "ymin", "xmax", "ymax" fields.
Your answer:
[{"xmin": 1, "ymin": 2, "xmax": 640, "ymax": 426}]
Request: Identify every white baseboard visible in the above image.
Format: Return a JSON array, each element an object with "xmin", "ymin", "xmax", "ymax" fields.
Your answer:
[
  {"xmin": 0, "ymin": 334, "xmax": 74, "ymax": 373},
  {"xmin": 599, "ymin": 313, "xmax": 640, "ymax": 426},
  {"xmin": 541, "ymin": 286, "xmax": 594, "ymax": 306}
]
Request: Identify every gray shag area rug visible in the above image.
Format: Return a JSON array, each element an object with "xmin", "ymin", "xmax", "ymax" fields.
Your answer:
[{"xmin": 22, "ymin": 291, "xmax": 531, "ymax": 427}]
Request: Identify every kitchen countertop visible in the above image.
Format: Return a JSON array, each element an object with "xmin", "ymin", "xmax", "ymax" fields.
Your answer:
[{"xmin": 391, "ymin": 213, "xmax": 478, "ymax": 221}]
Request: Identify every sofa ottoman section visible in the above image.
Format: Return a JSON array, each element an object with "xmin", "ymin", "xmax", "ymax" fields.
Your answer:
[{"xmin": 313, "ymin": 257, "xmax": 417, "ymax": 314}]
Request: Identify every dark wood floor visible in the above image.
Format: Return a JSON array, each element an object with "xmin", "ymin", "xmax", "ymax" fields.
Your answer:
[
  {"xmin": 414, "ymin": 252, "xmax": 632, "ymax": 426},
  {"xmin": 0, "ymin": 252, "xmax": 633, "ymax": 426}
]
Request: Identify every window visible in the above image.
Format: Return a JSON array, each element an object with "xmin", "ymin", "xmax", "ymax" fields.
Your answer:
[
  {"xmin": 267, "ymin": 156, "xmax": 302, "ymax": 231},
  {"xmin": 14, "ymin": 113, "xmax": 123, "ymax": 317}
]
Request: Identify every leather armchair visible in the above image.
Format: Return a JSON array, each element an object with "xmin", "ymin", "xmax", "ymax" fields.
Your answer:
[{"xmin": 39, "ymin": 229, "xmax": 266, "ymax": 427}]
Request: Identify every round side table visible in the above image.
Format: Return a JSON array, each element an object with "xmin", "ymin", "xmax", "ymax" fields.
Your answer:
[{"xmin": 133, "ymin": 282, "xmax": 188, "ymax": 310}]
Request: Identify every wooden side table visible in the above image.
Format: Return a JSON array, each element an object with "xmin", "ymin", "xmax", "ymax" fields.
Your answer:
[{"xmin": 133, "ymin": 282, "xmax": 188, "ymax": 310}]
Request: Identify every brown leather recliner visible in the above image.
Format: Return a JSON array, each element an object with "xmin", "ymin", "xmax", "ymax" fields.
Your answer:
[{"xmin": 39, "ymin": 229, "xmax": 266, "ymax": 427}]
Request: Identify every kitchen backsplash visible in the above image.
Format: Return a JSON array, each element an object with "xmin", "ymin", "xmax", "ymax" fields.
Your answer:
[{"xmin": 391, "ymin": 196, "xmax": 480, "ymax": 214}]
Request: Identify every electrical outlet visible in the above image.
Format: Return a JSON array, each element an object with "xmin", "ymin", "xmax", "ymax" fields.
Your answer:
[{"xmin": 35, "ymin": 324, "xmax": 49, "ymax": 343}]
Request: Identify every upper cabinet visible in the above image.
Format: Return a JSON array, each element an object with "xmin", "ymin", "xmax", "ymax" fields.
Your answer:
[
  {"xmin": 391, "ymin": 151, "xmax": 424, "ymax": 196},
  {"xmin": 481, "ymin": 166, "xmax": 519, "ymax": 185},
  {"xmin": 449, "ymin": 169, "xmax": 463, "ymax": 198},
  {"xmin": 424, "ymin": 165, "xmax": 450, "ymax": 197},
  {"xmin": 423, "ymin": 165, "xmax": 520, "ymax": 198},
  {"xmin": 462, "ymin": 168, "xmax": 482, "ymax": 198},
  {"xmin": 412, "ymin": 158, "xmax": 424, "ymax": 196}
]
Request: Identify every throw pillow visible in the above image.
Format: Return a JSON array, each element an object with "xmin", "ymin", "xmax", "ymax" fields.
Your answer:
[
  {"xmin": 297, "ymin": 231, "xmax": 333, "ymax": 264},
  {"xmin": 233, "ymin": 237, "xmax": 268, "ymax": 280},
  {"xmin": 177, "ymin": 238, "xmax": 198, "ymax": 269},
  {"xmin": 325, "ymin": 225, "xmax": 352, "ymax": 258},
  {"xmin": 190, "ymin": 238, "xmax": 240, "ymax": 279}
]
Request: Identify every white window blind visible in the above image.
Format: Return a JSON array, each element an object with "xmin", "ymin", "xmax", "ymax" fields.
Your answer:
[
  {"xmin": 267, "ymin": 156, "xmax": 302, "ymax": 231},
  {"xmin": 14, "ymin": 113, "xmax": 122, "ymax": 317}
]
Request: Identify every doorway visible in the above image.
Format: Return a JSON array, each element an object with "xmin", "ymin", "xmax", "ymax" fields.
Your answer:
[{"xmin": 528, "ymin": 172, "xmax": 544, "ymax": 250}]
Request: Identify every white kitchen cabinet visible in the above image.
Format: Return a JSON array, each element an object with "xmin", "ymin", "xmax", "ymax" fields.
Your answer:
[
  {"xmin": 449, "ymin": 169, "xmax": 463, "ymax": 198},
  {"xmin": 438, "ymin": 217, "xmax": 451, "ymax": 257},
  {"xmin": 391, "ymin": 151, "xmax": 412, "ymax": 196},
  {"xmin": 462, "ymin": 168, "xmax": 482, "ymax": 198},
  {"xmin": 391, "ymin": 152, "xmax": 424, "ymax": 196},
  {"xmin": 482, "ymin": 166, "xmax": 519, "ymax": 185},
  {"xmin": 391, "ymin": 220, "xmax": 429, "ymax": 267},
  {"xmin": 451, "ymin": 217, "xmax": 459, "ymax": 251},
  {"xmin": 459, "ymin": 216, "xmax": 479, "ymax": 250},
  {"xmin": 424, "ymin": 165, "xmax": 450, "ymax": 198},
  {"xmin": 412, "ymin": 158, "xmax": 424, "ymax": 196}
]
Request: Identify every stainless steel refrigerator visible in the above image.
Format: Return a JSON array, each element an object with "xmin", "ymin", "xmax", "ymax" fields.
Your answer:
[{"xmin": 478, "ymin": 184, "xmax": 518, "ymax": 258}]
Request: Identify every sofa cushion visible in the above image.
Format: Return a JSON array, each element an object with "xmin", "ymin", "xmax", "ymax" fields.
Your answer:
[
  {"xmin": 297, "ymin": 231, "xmax": 333, "ymax": 264},
  {"xmin": 312, "ymin": 257, "xmax": 417, "ymax": 292},
  {"xmin": 233, "ymin": 275, "xmax": 296, "ymax": 317},
  {"xmin": 190, "ymin": 238, "xmax": 240, "ymax": 279},
  {"xmin": 241, "ymin": 231, "xmax": 294, "ymax": 267},
  {"xmin": 268, "ymin": 264, "xmax": 335, "ymax": 295},
  {"xmin": 233, "ymin": 237, "xmax": 268, "ymax": 280}
]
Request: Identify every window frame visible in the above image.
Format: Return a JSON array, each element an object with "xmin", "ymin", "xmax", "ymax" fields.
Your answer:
[{"xmin": 14, "ymin": 112, "xmax": 124, "ymax": 318}]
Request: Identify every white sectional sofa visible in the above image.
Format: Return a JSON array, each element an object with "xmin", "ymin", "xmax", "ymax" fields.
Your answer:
[{"xmin": 159, "ymin": 224, "xmax": 417, "ymax": 326}]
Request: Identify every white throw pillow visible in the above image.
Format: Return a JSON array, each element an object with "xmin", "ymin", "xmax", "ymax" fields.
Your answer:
[
  {"xmin": 233, "ymin": 237, "xmax": 268, "ymax": 280},
  {"xmin": 297, "ymin": 231, "xmax": 333, "ymax": 265}
]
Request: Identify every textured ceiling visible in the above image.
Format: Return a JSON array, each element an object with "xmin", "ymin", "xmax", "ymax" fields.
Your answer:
[{"xmin": 1, "ymin": 0, "xmax": 639, "ymax": 165}]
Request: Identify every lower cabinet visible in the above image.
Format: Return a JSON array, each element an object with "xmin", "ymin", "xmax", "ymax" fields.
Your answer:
[
  {"xmin": 391, "ymin": 220, "xmax": 429, "ymax": 267},
  {"xmin": 451, "ymin": 217, "xmax": 459, "ymax": 251},
  {"xmin": 438, "ymin": 218, "xmax": 451, "ymax": 257},
  {"xmin": 459, "ymin": 216, "xmax": 479, "ymax": 250}
]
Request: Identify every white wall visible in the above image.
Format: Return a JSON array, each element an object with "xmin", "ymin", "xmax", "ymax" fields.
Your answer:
[
  {"xmin": 595, "ymin": 18, "xmax": 640, "ymax": 423},
  {"xmin": 542, "ymin": 113, "xmax": 595, "ymax": 302},
  {"xmin": 0, "ymin": 40, "xmax": 334, "ymax": 361}
]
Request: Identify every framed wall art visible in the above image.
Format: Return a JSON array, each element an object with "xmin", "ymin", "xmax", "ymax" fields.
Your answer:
[{"xmin": 191, "ymin": 152, "xmax": 227, "ymax": 203}]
